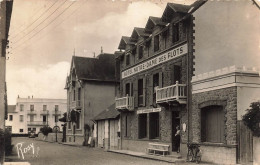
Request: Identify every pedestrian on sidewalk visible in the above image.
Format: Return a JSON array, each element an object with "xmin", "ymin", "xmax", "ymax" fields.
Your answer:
[{"xmin": 175, "ymin": 125, "xmax": 180, "ymax": 153}]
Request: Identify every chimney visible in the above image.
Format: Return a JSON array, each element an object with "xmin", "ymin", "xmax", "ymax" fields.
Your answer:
[{"xmin": 32, "ymin": 95, "xmax": 33, "ymax": 99}]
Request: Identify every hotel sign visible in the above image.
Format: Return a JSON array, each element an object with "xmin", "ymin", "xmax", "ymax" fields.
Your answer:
[
  {"xmin": 122, "ymin": 43, "xmax": 188, "ymax": 79},
  {"xmin": 137, "ymin": 108, "xmax": 161, "ymax": 114}
]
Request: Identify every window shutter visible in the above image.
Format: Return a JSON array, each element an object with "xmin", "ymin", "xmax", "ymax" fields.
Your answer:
[
  {"xmin": 130, "ymin": 82, "xmax": 133, "ymax": 96},
  {"xmin": 134, "ymin": 79, "xmax": 138, "ymax": 108},
  {"xmin": 159, "ymin": 72, "xmax": 163, "ymax": 88},
  {"xmin": 123, "ymin": 83, "xmax": 126, "ymax": 96},
  {"xmin": 143, "ymin": 77, "xmax": 146, "ymax": 106}
]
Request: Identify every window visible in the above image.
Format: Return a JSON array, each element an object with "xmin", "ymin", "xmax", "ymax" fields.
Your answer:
[
  {"xmin": 125, "ymin": 83, "xmax": 133, "ymax": 96},
  {"xmin": 152, "ymin": 73, "xmax": 162, "ymax": 104},
  {"xmin": 28, "ymin": 128, "xmax": 31, "ymax": 132},
  {"xmin": 43, "ymin": 105, "xmax": 47, "ymax": 111},
  {"xmin": 19, "ymin": 115, "xmax": 24, "ymax": 122},
  {"xmin": 55, "ymin": 105, "xmax": 59, "ymax": 111},
  {"xmin": 125, "ymin": 115, "xmax": 131, "ymax": 137},
  {"xmin": 33, "ymin": 128, "xmax": 36, "ymax": 132},
  {"xmin": 55, "ymin": 116, "xmax": 58, "ymax": 123},
  {"xmin": 30, "ymin": 105, "xmax": 34, "ymax": 111},
  {"xmin": 20, "ymin": 129, "xmax": 23, "ymax": 133},
  {"xmin": 154, "ymin": 35, "xmax": 159, "ymax": 52},
  {"xmin": 68, "ymin": 122, "xmax": 71, "ymax": 129},
  {"xmin": 138, "ymin": 114, "xmax": 147, "ymax": 139},
  {"xmin": 9, "ymin": 115, "xmax": 13, "ymax": 121},
  {"xmin": 43, "ymin": 115, "xmax": 47, "ymax": 122},
  {"xmin": 172, "ymin": 65, "xmax": 181, "ymax": 84},
  {"xmin": 73, "ymin": 89, "xmax": 76, "ymax": 101},
  {"xmin": 20, "ymin": 104, "xmax": 24, "ymax": 111},
  {"xmin": 138, "ymin": 78, "xmax": 146, "ymax": 106},
  {"xmin": 30, "ymin": 115, "xmax": 34, "ymax": 122},
  {"xmin": 78, "ymin": 88, "xmax": 81, "ymax": 101},
  {"xmin": 172, "ymin": 23, "xmax": 180, "ymax": 43},
  {"xmin": 76, "ymin": 113, "xmax": 80, "ymax": 129},
  {"xmin": 201, "ymin": 106, "xmax": 225, "ymax": 143},
  {"xmin": 149, "ymin": 112, "xmax": 159, "ymax": 139},
  {"xmin": 138, "ymin": 46, "xmax": 143, "ymax": 59},
  {"xmin": 126, "ymin": 54, "xmax": 130, "ymax": 66}
]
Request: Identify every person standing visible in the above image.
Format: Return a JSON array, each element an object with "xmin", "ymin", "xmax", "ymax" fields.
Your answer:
[{"xmin": 175, "ymin": 125, "xmax": 181, "ymax": 153}]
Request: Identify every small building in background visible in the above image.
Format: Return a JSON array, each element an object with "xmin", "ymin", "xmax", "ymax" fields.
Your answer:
[
  {"xmin": 5, "ymin": 97, "xmax": 67, "ymax": 135},
  {"xmin": 5, "ymin": 105, "xmax": 16, "ymax": 133},
  {"xmin": 93, "ymin": 103, "xmax": 120, "ymax": 150},
  {"xmin": 65, "ymin": 53, "xmax": 119, "ymax": 145}
]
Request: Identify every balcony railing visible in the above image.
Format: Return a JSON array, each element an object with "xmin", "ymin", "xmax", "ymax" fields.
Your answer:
[
  {"xmin": 40, "ymin": 110, "xmax": 49, "ymax": 115},
  {"xmin": 52, "ymin": 110, "xmax": 62, "ymax": 116},
  {"xmin": 27, "ymin": 110, "xmax": 37, "ymax": 115},
  {"xmin": 27, "ymin": 121, "xmax": 47, "ymax": 126},
  {"xmin": 156, "ymin": 81, "xmax": 187, "ymax": 104},
  {"xmin": 115, "ymin": 95, "xmax": 134, "ymax": 111}
]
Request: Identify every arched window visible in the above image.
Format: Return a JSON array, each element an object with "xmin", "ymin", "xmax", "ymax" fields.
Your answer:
[{"xmin": 201, "ymin": 105, "xmax": 225, "ymax": 143}]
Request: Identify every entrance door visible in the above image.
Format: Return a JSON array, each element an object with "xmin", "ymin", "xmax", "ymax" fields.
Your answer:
[{"xmin": 172, "ymin": 111, "xmax": 180, "ymax": 152}]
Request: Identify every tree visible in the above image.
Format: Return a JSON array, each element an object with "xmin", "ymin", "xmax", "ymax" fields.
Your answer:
[{"xmin": 242, "ymin": 101, "xmax": 260, "ymax": 137}]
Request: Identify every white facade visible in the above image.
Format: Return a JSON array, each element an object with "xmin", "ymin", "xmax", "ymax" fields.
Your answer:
[{"xmin": 6, "ymin": 97, "xmax": 67, "ymax": 134}]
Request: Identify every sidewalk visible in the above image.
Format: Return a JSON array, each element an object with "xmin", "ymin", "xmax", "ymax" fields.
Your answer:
[{"xmin": 108, "ymin": 149, "xmax": 213, "ymax": 165}]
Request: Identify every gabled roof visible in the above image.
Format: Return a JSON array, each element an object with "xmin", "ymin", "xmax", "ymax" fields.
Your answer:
[
  {"xmin": 118, "ymin": 36, "xmax": 135, "ymax": 50},
  {"xmin": 93, "ymin": 104, "xmax": 119, "ymax": 121},
  {"xmin": 131, "ymin": 27, "xmax": 151, "ymax": 40},
  {"xmin": 145, "ymin": 16, "xmax": 167, "ymax": 30},
  {"xmin": 8, "ymin": 105, "xmax": 16, "ymax": 113},
  {"xmin": 162, "ymin": 3, "xmax": 190, "ymax": 22},
  {"xmin": 69, "ymin": 54, "xmax": 116, "ymax": 82}
]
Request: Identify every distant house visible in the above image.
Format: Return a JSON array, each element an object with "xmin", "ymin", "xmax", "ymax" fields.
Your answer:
[
  {"xmin": 65, "ymin": 54, "xmax": 118, "ymax": 144},
  {"xmin": 93, "ymin": 103, "xmax": 120, "ymax": 150},
  {"xmin": 5, "ymin": 105, "xmax": 16, "ymax": 133},
  {"xmin": 5, "ymin": 97, "xmax": 67, "ymax": 134}
]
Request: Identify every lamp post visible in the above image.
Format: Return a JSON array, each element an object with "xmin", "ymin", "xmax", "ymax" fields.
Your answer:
[{"xmin": 55, "ymin": 109, "xmax": 57, "ymax": 142}]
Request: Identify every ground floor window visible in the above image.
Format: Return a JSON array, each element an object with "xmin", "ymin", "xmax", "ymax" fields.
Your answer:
[
  {"xmin": 20, "ymin": 129, "xmax": 23, "ymax": 133},
  {"xmin": 138, "ymin": 114, "xmax": 147, "ymax": 139},
  {"xmin": 28, "ymin": 128, "xmax": 31, "ymax": 132},
  {"xmin": 201, "ymin": 105, "xmax": 225, "ymax": 143},
  {"xmin": 68, "ymin": 122, "xmax": 71, "ymax": 129},
  {"xmin": 76, "ymin": 113, "xmax": 80, "ymax": 129},
  {"xmin": 149, "ymin": 112, "xmax": 159, "ymax": 139}
]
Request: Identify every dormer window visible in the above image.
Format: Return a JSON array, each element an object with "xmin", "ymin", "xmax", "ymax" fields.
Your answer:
[
  {"xmin": 172, "ymin": 23, "xmax": 180, "ymax": 43},
  {"xmin": 126, "ymin": 54, "xmax": 130, "ymax": 66},
  {"xmin": 138, "ymin": 45, "xmax": 143, "ymax": 59},
  {"xmin": 154, "ymin": 35, "xmax": 159, "ymax": 52}
]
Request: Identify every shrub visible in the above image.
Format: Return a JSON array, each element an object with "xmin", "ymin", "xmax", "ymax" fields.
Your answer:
[
  {"xmin": 242, "ymin": 101, "xmax": 260, "ymax": 137},
  {"xmin": 40, "ymin": 126, "xmax": 53, "ymax": 136}
]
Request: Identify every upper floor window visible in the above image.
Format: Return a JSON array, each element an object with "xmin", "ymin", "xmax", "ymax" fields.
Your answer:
[
  {"xmin": 43, "ymin": 105, "xmax": 47, "ymax": 111},
  {"xmin": 126, "ymin": 54, "xmax": 130, "ymax": 66},
  {"xmin": 76, "ymin": 113, "xmax": 81, "ymax": 129},
  {"xmin": 78, "ymin": 88, "xmax": 81, "ymax": 101},
  {"xmin": 172, "ymin": 65, "xmax": 181, "ymax": 84},
  {"xmin": 138, "ymin": 78, "xmax": 146, "ymax": 106},
  {"xmin": 20, "ymin": 104, "xmax": 24, "ymax": 111},
  {"xmin": 172, "ymin": 23, "xmax": 180, "ymax": 43},
  {"xmin": 125, "ymin": 83, "xmax": 133, "ymax": 97},
  {"xmin": 30, "ymin": 105, "xmax": 34, "ymax": 111},
  {"xmin": 154, "ymin": 35, "xmax": 159, "ymax": 52},
  {"xmin": 55, "ymin": 105, "xmax": 59, "ymax": 111},
  {"xmin": 9, "ymin": 115, "xmax": 13, "ymax": 121},
  {"xmin": 138, "ymin": 46, "xmax": 143, "ymax": 59},
  {"xmin": 73, "ymin": 89, "xmax": 76, "ymax": 101},
  {"xmin": 19, "ymin": 115, "xmax": 24, "ymax": 122}
]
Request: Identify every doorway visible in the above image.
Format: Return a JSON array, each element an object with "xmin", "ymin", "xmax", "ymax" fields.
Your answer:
[{"xmin": 172, "ymin": 111, "xmax": 180, "ymax": 152}]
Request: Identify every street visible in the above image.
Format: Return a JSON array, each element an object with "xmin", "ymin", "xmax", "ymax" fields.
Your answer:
[{"xmin": 7, "ymin": 137, "xmax": 171, "ymax": 165}]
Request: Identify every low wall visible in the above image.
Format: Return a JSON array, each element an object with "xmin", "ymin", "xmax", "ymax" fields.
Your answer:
[
  {"xmin": 37, "ymin": 132, "xmax": 62, "ymax": 143},
  {"xmin": 254, "ymin": 137, "xmax": 260, "ymax": 165},
  {"xmin": 66, "ymin": 135, "xmax": 84, "ymax": 145},
  {"xmin": 199, "ymin": 145, "xmax": 236, "ymax": 164}
]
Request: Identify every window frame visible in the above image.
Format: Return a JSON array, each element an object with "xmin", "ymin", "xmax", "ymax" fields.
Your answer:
[
  {"xmin": 19, "ymin": 115, "xmax": 24, "ymax": 122},
  {"xmin": 9, "ymin": 115, "xmax": 13, "ymax": 121},
  {"xmin": 154, "ymin": 35, "xmax": 160, "ymax": 52}
]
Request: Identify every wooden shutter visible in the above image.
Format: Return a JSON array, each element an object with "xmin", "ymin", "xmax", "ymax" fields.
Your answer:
[
  {"xmin": 123, "ymin": 83, "xmax": 126, "ymax": 96},
  {"xmin": 134, "ymin": 79, "xmax": 138, "ymax": 108},
  {"xmin": 130, "ymin": 82, "xmax": 133, "ymax": 96},
  {"xmin": 159, "ymin": 72, "xmax": 163, "ymax": 88},
  {"xmin": 143, "ymin": 77, "xmax": 146, "ymax": 106}
]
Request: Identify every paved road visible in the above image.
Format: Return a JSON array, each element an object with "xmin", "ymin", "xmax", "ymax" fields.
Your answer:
[{"xmin": 8, "ymin": 137, "xmax": 171, "ymax": 165}]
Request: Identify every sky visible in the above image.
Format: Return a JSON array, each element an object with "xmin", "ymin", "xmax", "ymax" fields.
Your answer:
[
  {"xmin": 6, "ymin": 0, "xmax": 196, "ymax": 104},
  {"xmin": 5, "ymin": 0, "xmax": 260, "ymax": 104}
]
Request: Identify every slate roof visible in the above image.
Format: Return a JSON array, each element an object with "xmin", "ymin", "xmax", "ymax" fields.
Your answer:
[
  {"xmin": 145, "ymin": 16, "xmax": 167, "ymax": 30},
  {"xmin": 72, "ymin": 53, "xmax": 116, "ymax": 82},
  {"xmin": 93, "ymin": 104, "xmax": 119, "ymax": 121},
  {"xmin": 8, "ymin": 105, "xmax": 16, "ymax": 113},
  {"xmin": 118, "ymin": 36, "xmax": 136, "ymax": 50},
  {"xmin": 131, "ymin": 27, "xmax": 150, "ymax": 39}
]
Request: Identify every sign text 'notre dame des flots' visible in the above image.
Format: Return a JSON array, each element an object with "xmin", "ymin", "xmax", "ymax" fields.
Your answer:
[{"xmin": 121, "ymin": 43, "xmax": 188, "ymax": 79}]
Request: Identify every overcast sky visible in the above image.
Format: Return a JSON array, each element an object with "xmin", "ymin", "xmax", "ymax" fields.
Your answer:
[
  {"xmin": 7, "ymin": 0, "xmax": 195, "ymax": 104},
  {"xmin": 6, "ymin": 0, "xmax": 260, "ymax": 104}
]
